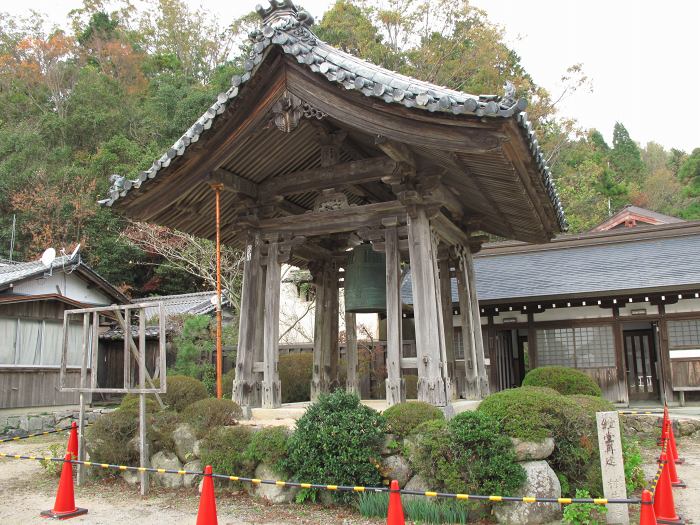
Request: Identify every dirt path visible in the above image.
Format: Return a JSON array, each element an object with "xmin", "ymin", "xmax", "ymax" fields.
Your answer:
[
  {"xmin": 0, "ymin": 436, "xmax": 382, "ymax": 525},
  {"xmin": 641, "ymin": 435, "xmax": 700, "ymax": 524}
]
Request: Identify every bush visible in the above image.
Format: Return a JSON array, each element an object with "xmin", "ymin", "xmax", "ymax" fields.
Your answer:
[
  {"xmin": 522, "ymin": 366, "xmax": 602, "ymax": 397},
  {"xmin": 412, "ymin": 411, "xmax": 525, "ymax": 501},
  {"xmin": 358, "ymin": 491, "xmax": 471, "ymax": 524},
  {"xmin": 182, "ymin": 398, "xmax": 242, "ymax": 438},
  {"xmin": 622, "ymin": 438, "xmax": 645, "ymax": 493},
  {"xmin": 478, "ymin": 386, "xmax": 601, "ymax": 496},
  {"xmin": 279, "ymin": 353, "xmax": 313, "ymax": 403},
  {"xmin": 562, "ymin": 489, "xmax": 607, "ymax": 524},
  {"xmin": 569, "ymin": 394, "xmax": 614, "ymax": 414},
  {"xmin": 40, "ymin": 443, "xmax": 64, "ymax": 477},
  {"xmin": 86, "ymin": 407, "xmax": 140, "ymax": 466},
  {"xmin": 383, "ymin": 401, "xmax": 444, "ymax": 438},
  {"xmin": 119, "ymin": 395, "xmax": 159, "ymax": 413},
  {"xmin": 245, "ymin": 426, "xmax": 289, "ymax": 474},
  {"xmin": 162, "ymin": 375, "xmax": 209, "ymax": 411},
  {"xmin": 200, "ymin": 426, "xmax": 255, "ymax": 477},
  {"xmin": 282, "ymin": 390, "xmax": 386, "ymax": 503}
]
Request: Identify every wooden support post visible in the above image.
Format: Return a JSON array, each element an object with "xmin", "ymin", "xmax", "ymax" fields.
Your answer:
[
  {"xmin": 311, "ymin": 262, "xmax": 327, "ymax": 401},
  {"xmin": 328, "ymin": 263, "xmax": 340, "ymax": 390},
  {"xmin": 657, "ymin": 305, "xmax": 675, "ymax": 405},
  {"xmin": 407, "ymin": 207, "xmax": 447, "ymax": 406},
  {"xmin": 138, "ymin": 309, "xmax": 149, "ymax": 495},
  {"xmin": 345, "ymin": 312, "xmax": 360, "ymax": 395},
  {"xmin": 456, "ymin": 250, "xmax": 479, "ymax": 399},
  {"xmin": 76, "ymin": 313, "xmax": 90, "ymax": 486},
  {"xmin": 384, "ymin": 223, "xmax": 405, "ymax": 406},
  {"xmin": 262, "ymin": 239, "xmax": 282, "ymax": 408},
  {"xmin": 464, "ymin": 246, "xmax": 489, "ymax": 396},
  {"xmin": 438, "ymin": 258, "xmax": 457, "ymax": 400},
  {"xmin": 232, "ymin": 233, "xmax": 263, "ymax": 413},
  {"xmin": 612, "ymin": 306, "xmax": 630, "ymax": 405}
]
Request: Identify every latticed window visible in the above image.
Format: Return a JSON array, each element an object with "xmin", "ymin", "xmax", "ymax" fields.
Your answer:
[
  {"xmin": 537, "ymin": 325, "xmax": 615, "ymax": 368},
  {"xmin": 453, "ymin": 327, "xmax": 465, "ymax": 359},
  {"xmin": 668, "ymin": 319, "xmax": 700, "ymax": 348}
]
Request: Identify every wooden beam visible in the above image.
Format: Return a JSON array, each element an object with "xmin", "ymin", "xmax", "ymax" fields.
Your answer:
[
  {"xmin": 209, "ymin": 168, "xmax": 259, "ymax": 198},
  {"xmin": 385, "ymin": 224, "xmax": 405, "ymax": 406},
  {"xmin": 375, "ymin": 136, "xmax": 415, "ymax": 166},
  {"xmin": 257, "ymin": 200, "xmax": 406, "ymax": 236},
  {"xmin": 262, "ymin": 240, "xmax": 282, "ymax": 408},
  {"xmin": 259, "ymin": 157, "xmax": 397, "ymax": 196}
]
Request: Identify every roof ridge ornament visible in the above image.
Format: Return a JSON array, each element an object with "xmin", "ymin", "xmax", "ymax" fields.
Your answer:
[{"xmin": 255, "ymin": 0, "xmax": 314, "ymax": 27}]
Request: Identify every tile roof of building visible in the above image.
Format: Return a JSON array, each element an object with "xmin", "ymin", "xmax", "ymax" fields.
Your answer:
[
  {"xmin": 401, "ymin": 222, "xmax": 700, "ymax": 305},
  {"xmin": 100, "ymin": 0, "xmax": 565, "ymax": 231},
  {"xmin": 138, "ymin": 290, "xmax": 229, "ymax": 320}
]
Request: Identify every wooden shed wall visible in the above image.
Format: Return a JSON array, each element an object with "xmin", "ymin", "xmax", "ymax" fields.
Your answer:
[{"xmin": 0, "ymin": 367, "xmax": 81, "ymax": 408}]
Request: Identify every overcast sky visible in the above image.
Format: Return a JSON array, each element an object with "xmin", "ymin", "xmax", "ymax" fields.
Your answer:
[{"xmin": 5, "ymin": 0, "xmax": 700, "ymax": 152}]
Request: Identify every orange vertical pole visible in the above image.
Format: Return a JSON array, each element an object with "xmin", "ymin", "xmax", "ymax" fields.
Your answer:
[{"xmin": 211, "ymin": 183, "xmax": 224, "ymax": 399}]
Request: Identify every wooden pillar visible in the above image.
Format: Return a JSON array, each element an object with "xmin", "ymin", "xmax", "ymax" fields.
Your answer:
[
  {"xmin": 527, "ymin": 312, "xmax": 537, "ymax": 371},
  {"xmin": 345, "ymin": 312, "xmax": 359, "ymax": 395},
  {"xmin": 407, "ymin": 207, "xmax": 447, "ymax": 406},
  {"xmin": 456, "ymin": 250, "xmax": 478, "ymax": 399},
  {"xmin": 657, "ymin": 305, "xmax": 674, "ymax": 404},
  {"xmin": 464, "ymin": 246, "xmax": 489, "ymax": 396},
  {"xmin": 612, "ymin": 306, "xmax": 629, "ymax": 405},
  {"xmin": 384, "ymin": 223, "xmax": 405, "ymax": 406},
  {"xmin": 262, "ymin": 239, "xmax": 282, "ymax": 408},
  {"xmin": 327, "ymin": 262, "xmax": 340, "ymax": 390},
  {"xmin": 487, "ymin": 316, "xmax": 498, "ymax": 391},
  {"xmin": 232, "ymin": 233, "xmax": 262, "ymax": 411},
  {"xmin": 438, "ymin": 258, "xmax": 457, "ymax": 400},
  {"xmin": 311, "ymin": 262, "xmax": 327, "ymax": 400}
]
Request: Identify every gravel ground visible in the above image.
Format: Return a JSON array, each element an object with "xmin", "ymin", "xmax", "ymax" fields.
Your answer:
[
  {"xmin": 640, "ymin": 434, "xmax": 700, "ymax": 524},
  {"xmin": 0, "ymin": 435, "xmax": 383, "ymax": 525}
]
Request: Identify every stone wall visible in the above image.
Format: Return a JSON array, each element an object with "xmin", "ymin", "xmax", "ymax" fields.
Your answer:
[{"xmin": 0, "ymin": 407, "xmax": 113, "ymax": 437}]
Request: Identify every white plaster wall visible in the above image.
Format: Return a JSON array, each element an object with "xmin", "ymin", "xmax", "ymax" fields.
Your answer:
[
  {"xmin": 12, "ymin": 271, "xmax": 112, "ymax": 305},
  {"xmin": 664, "ymin": 298, "xmax": 700, "ymax": 314},
  {"xmin": 534, "ymin": 305, "xmax": 612, "ymax": 322},
  {"xmin": 278, "ymin": 265, "xmax": 378, "ymax": 345},
  {"xmin": 618, "ymin": 301, "xmax": 659, "ymax": 317}
]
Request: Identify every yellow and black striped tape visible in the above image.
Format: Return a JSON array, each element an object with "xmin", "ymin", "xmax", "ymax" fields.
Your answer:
[
  {"xmin": 0, "ymin": 452, "xmax": 642, "ymax": 506},
  {"xmin": 0, "ymin": 421, "xmax": 91, "ymax": 444}
]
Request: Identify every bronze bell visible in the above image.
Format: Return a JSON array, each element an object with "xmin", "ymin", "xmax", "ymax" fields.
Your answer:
[{"xmin": 344, "ymin": 243, "xmax": 386, "ymax": 313}]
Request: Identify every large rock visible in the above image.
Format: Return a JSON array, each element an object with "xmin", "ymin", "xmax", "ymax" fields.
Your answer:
[
  {"xmin": 494, "ymin": 461, "xmax": 562, "ymax": 525},
  {"xmin": 381, "ymin": 455, "xmax": 413, "ymax": 487},
  {"xmin": 193, "ymin": 439, "xmax": 202, "ymax": 459},
  {"xmin": 121, "ymin": 470, "xmax": 140, "ymax": 486},
  {"xmin": 251, "ymin": 463, "xmax": 299, "ymax": 504},
  {"xmin": 402, "ymin": 474, "xmax": 432, "ymax": 502},
  {"xmin": 183, "ymin": 460, "xmax": 202, "ymax": 488},
  {"xmin": 511, "ymin": 437, "xmax": 555, "ymax": 461},
  {"xmin": 172, "ymin": 424, "xmax": 197, "ymax": 462},
  {"xmin": 150, "ymin": 451, "xmax": 183, "ymax": 488}
]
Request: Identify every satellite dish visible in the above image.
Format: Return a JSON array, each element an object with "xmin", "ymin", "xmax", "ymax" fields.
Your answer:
[
  {"xmin": 70, "ymin": 243, "xmax": 81, "ymax": 260},
  {"xmin": 40, "ymin": 248, "xmax": 56, "ymax": 268}
]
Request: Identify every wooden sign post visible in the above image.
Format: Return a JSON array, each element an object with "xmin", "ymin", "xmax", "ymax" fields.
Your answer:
[{"xmin": 596, "ymin": 411, "xmax": 629, "ymax": 524}]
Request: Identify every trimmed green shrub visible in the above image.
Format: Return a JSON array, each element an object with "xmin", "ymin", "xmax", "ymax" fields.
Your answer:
[
  {"xmin": 412, "ymin": 411, "xmax": 525, "ymax": 502},
  {"xmin": 119, "ymin": 395, "xmax": 159, "ymax": 413},
  {"xmin": 200, "ymin": 426, "xmax": 255, "ymax": 477},
  {"xmin": 182, "ymin": 398, "xmax": 242, "ymax": 438},
  {"xmin": 279, "ymin": 352, "xmax": 313, "ymax": 403},
  {"xmin": 222, "ymin": 368, "xmax": 236, "ymax": 399},
  {"xmin": 383, "ymin": 401, "xmax": 444, "ymax": 438},
  {"xmin": 86, "ymin": 407, "xmax": 140, "ymax": 466},
  {"xmin": 478, "ymin": 386, "xmax": 601, "ymax": 496},
  {"xmin": 569, "ymin": 394, "xmax": 614, "ymax": 414},
  {"xmin": 522, "ymin": 366, "xmax": 602, "ymax": 397},
  {"xmin": 282, "ymin": 390, "xmax": 386, "ymax": 502},
  {"xmin": 245, "ymin": 426, "xmax": 289, "ymax": 474},
  {"xmin": 161, "ymin": 375, "xmax": 209, "ymax": 411},
  {"xmin": 149, "ymin": 410, "xmax": 182, "ymax": 453},
  {"xmin": 404, "ymin": 375, "xmax": 418, "ymax": 399}
]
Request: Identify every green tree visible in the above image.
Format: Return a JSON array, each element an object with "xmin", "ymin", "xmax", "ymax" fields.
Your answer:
[{"xmin": 610, "ymin": 122, "xmax": 645, "ymax": 187}]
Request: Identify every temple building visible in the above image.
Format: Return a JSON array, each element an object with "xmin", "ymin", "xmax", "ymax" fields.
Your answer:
[{"xmin": 101, "ymin": 0, "xmax": 565, "ymax": 412}]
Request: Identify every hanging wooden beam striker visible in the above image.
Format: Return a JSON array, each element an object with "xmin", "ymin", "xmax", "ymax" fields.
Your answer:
[{"xmin": 210, "ymin": 182, "xmax": 224, "ymax": 399}]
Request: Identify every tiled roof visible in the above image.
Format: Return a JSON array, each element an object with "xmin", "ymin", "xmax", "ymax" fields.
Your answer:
[
  {"xmin": 138, "ymin": 291, "xmax": 229, "ymax": 320},
  {"xmin": 0, "ymin": 252, "xmax": 79, "ymax": 288},
  {"xmin": 401, "ymin": 225, "xmax": 700, "ymax": 304},
  {"xmin": 100, "ymin": 0, "xmax": 565, "ymax": 231}
]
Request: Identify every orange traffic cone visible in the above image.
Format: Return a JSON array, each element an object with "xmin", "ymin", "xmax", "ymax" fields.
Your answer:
[
  {"xmin": 66, "ymin": 422, "xmax": 78, "ymax": 460},
  {"xmin": 639, "ymin": 489, "xmax": 656, "ymax": 525},
  {"xmin": 667, "ymin": 419, "xmax": 684, "ymax": 465},
  {"xmin": 664, "ymin": 437, "xmax": 686, "ymax": 488},
  {"xmin": 653, "ymin": 452, "xmax": 683, "ymax": 525},
  {"xmin": 386, "ymin": 480, "xmax": 405, "ymax": 525},
  {"xmin": 40, "ymin": 453, "xmax": 88, "ymax": 519},
  {"xmin": 196, "ymin": 465, "xmax": 218, "ymax": 525}
]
